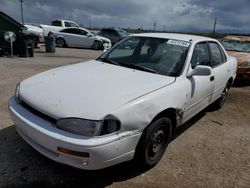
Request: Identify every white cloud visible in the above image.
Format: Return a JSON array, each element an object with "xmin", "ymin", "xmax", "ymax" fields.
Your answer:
[{"xmin": 0, "ymin": 0, "xmax": 249, "ymax": 32}]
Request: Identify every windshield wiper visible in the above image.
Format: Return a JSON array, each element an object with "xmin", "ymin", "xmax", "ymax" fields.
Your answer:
[
  {"xmin": 97, "ymin": 58, "xmax": 158, "ymax": 74},
  {"xmin": 97, "ymin": 57, "xmax": 120, "ymax": 65},
  {"xmin": 127, "ymin": 64, "xmax": 159, "ymax": 74}
]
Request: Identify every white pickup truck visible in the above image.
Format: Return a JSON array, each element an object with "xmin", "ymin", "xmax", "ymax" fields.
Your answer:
[{"xmin": 41, "ymin": 19, "xmax": 80, "ymax": 36}]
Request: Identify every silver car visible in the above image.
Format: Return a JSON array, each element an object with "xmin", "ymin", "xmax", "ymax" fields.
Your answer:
[{"xmin": 54, "ymin": 27, "xmax": 111, "ymax": 50}]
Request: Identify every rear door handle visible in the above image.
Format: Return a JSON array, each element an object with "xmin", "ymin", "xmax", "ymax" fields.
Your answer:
[{"xmin": 210, "ymin": 76, "xmax": 215, "ymax": 81}]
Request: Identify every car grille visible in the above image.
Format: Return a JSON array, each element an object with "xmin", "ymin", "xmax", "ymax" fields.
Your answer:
[{"xmin": 20, "ymin": 100, "xmax": 57, "ymax": 124}]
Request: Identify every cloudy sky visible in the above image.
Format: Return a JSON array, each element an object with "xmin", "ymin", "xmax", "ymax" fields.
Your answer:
[{"xmin": 1, "ymin": 0, "xmax": 250, "ymax": 33}]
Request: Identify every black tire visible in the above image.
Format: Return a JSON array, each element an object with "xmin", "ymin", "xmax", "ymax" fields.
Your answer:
[
  {"xmin": 134, "ymin": 117, "xmax": 172, "ymax": 169},
  {"xmin": 211, "ymin": 82, "xmax": 230, "ymax": 109},
  {"xmin": 56, "ymin": 38, "xmax": 66, "ymax": 47},
  {"xmin": 92, "ymin": 41, "xmax": 102, "ymax": 50},
  {"xmin": 34, "ymin": 37, "xmax": 39, "ymax": 48}
]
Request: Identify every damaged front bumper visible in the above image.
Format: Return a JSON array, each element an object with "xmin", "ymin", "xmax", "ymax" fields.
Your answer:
[{"xmin": 8, "ymin": 97, "xmax": 141, "ymax": 170}]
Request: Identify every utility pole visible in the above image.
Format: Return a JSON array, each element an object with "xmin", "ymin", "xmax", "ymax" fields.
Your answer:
[
  {"xmin": 153, "ymin": 20, "xmax": 156, "ymax": 32},
  {"xmin": 212, "ymin": 17, "xmax": 217, "ymax": 34},
  {"xmin": 163, "ymin": 25, "xmax": 166, "ymax": 32},
  {"xmin": 20, "ymin": 0, "xmax": 24, "ymax": 24},
  {"xmin": 89, "ymin": 21, "xmax": 92, "ymax": 29}
]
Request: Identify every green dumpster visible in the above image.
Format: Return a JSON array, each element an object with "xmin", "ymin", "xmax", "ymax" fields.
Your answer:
[{"xmin": 0, "ymin": 11, "xmax": 35, "ymax": 57}]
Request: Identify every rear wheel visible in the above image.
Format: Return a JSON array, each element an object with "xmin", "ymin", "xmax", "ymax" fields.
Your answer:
[
  {"xmin": 211, "ymin": 82, "xmax": 230, "ymax": 109},
  {"xmin": 134, "ymin": 117, "xmax": 172, "ymax": 168},
  {"xmin": 56, "ymin": 38, "xmax": 66, "ymax": 47}
]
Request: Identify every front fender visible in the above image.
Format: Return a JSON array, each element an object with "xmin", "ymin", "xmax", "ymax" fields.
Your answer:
[{"xmin": 111, "ymin": 80, "xmax": 188, "ymax": 132}]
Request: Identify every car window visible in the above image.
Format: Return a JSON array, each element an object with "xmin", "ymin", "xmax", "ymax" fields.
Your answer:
[
  {"xmin": 111, "ymin": 30, "xmax": 118, "ymax": 36},
  {"xmin": 60, "ymin": 28, "xmax": 71, "ymax": 33},
  {"xmin": 68, "ymin": 22, "xmax": 78, "ymax": 27},
  {"xmin": 79, "ymin": 29, "xmax": 88, "ymax": 35},
  {"xmin": 218, "ymin": 44, "xmax": 227, "ymax": 63},
  {"xmin": 61, "ymin": 28, "xmax": 80, "ymax": 34},
  {"xmin": 101, "ymin": 37, "xmax": 190, "ymax": 77},
  {"xmin": 117, "ymin": 30, "xmax": 129, "ymax": 37},
  {"xmin": 64, "ymin": 22, "xmax": 72, "ymax": 27},
  {"xmin": 51, "ymin": 20, "xmax": 62, "ymax": 27},
  {"xmin": 209, "ymin": 42, "xmax": 224, "ymax": 67},
  {"xmin": 222, "ymin": 39, "xmax": 250, "ymax": 53},
  {"xmin": 191, "ymin": 42, "xmax": 210, "ymax": 68},
  {"xmin": 108, "ymin": 37, "xmax": 140, "ymax": 58},
  {"xmin": 101, "ymin": 29, "xmax": 110, "ymax": 34}
]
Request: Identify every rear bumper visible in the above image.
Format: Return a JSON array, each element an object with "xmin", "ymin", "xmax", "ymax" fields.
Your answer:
[
  {"xmin": 8, "ymin": 97, "xmax": 141, "ymax": 170},
  {"xmin": 39, "ymin": 36, "xmax": 45, "ymax": 43}
]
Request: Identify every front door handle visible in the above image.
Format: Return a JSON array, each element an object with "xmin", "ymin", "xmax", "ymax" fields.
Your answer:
[{"xmin": 210, "ymin": 76, "xmax": 215, "ymax": 81}]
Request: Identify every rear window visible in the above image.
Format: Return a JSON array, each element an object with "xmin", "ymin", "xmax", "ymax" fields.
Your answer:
[
  {"xmin": 65, "ymin": 22, "xmax": 78, "ymax": 27},
  {"xmin": 51, "ymin": 20, "xmax": 62, "ymax": 27}
]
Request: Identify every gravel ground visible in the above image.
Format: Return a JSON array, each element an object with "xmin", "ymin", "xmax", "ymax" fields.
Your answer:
[{"xmin": 0, "ymin": 45, "xmax": 250, "ymax": 188}]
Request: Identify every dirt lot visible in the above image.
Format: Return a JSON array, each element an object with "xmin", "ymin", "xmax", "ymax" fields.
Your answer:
[{"xmin": 0, "ymin": 45, "xmax": 250, "ymax": 188}]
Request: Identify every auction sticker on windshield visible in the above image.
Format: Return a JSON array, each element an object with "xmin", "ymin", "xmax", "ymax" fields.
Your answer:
[{"xmin": 167, "ymin": 39, "xmax": 190, "ymax": 47}]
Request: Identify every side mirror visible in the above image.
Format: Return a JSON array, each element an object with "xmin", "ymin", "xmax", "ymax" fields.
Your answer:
[
  {"xmin": 187, "ymin": 65, "xmax": 212, "ymax": 78},
  {"xmin": 86, "ymin": 33, "xmax": 92, "ymax": 37}
]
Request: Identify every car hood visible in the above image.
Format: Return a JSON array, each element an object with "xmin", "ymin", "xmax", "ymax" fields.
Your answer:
[
  {"xmin": 19, "ymin": 60, "xmax": 175, "ymax": 120},
  {"xmin": 227, "ymin": 51, "xmax": 250, "ymax": 64},
  {"xmin": 94, "ymin": 35, "xmax": 111, "ymax": 43}
]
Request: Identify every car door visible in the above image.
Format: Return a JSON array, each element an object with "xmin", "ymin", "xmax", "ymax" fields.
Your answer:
[
  {"xmin": 60, "ymin": 28, "xmax": 80, "ymax": 47},
  {"xmin": 208, "ymin": 42, "xmax": 230, "ymax": 102},
  {"xmin": 78, "ymin": 29, "xmax": 94, "ymax": 48},
  {"xmin": 183, "ymin": 42, "xmax": 215, "ymax": 122}
]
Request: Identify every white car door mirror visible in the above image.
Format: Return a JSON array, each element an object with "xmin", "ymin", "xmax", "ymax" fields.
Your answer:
[
  {"xmin": 187, "ymin": 65, "xmax": 212, "ymax": 77},
  {"xmin": 87, "ymin": 33, "xmax": 92, "ymax": 37}
]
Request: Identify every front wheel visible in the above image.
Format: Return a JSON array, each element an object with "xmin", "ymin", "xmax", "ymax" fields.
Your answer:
[
  {"xmin": 92, "ymin": 41, "xmax": 102, "ymax": 50},
  {"xmin": 134, "ymin": 117, "xmax": 172, "ymax": 168}
]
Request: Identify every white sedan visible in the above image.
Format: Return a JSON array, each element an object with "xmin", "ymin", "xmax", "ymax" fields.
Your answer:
[
  {"xmin": 54, "ymin": 27, "xmax": 111, "ymax": 50},
  {"xmin": 9, "ymin": 33, "xmax": 237, "ymax": 170}
]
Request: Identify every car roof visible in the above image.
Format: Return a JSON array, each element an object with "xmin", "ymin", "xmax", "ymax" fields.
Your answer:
[
  {"xmin": 52, "ymin": 19, "xmax": 76, "ymax": 23},
  {"xmin": 223, "ymin": 35, "xmax": 250, "ymax": 42},
  {"xmin": 59, "ymin": 27, "xmax": 89, "ymax": 31},
  {"xmin": 132, "ymin": 33, "xmax": 216, "ymax": 43}
]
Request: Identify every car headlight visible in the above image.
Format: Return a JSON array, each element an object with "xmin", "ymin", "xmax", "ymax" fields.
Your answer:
[
  {"xmin": 239, "ymin": 61, "xmax": 250, "ymax": 68},
  {"xmin": 56, "ymin": 118, "xmax": 101, "ymax": 137},
  {"xmin": 15, "ymin": 83, "xmax": 21, "ymax": 103},
  {"xmin": 38, "ymin": 32, "xmax": 43, "ymax": 38},
  {"xmin": 101, "ymin": 119, "xmax": 121, "ymax": 135}
]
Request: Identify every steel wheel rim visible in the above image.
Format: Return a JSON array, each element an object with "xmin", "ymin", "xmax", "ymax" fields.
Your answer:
[
  {"xmin": 148, "ymin": 129, "xmax": 165, "ymax": 161},
  {"xmin": 57, "ymin": 39, "xmax": 64, "ymax": 47},
  {"xmin": 220, "ymin": 87, "xmax": 229, "ymax": 106}
]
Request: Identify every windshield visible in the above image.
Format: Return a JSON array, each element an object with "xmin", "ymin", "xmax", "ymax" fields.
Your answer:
[
  {"xmin": 98, "ymin": 37, "xmax": 190, "ymax": 77},
  {"xmin": 117, "ymin": 30, "xmax": 129, "ymax": 37},
  {"xmin": 91, "ymin": 32, "xmax": 97, "ymax": 36},
  {"xmin": 222, "ymin": 39, "xmax": 250, "ymax": 53}
]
